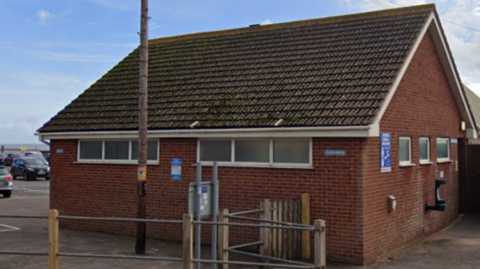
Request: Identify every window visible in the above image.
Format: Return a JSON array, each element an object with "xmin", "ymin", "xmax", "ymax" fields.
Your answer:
[
  {"xmin": 198, "ymin": 138, "xmax": 311, "ymax": 167},
  {"xmin": 78, "ymin": 140, "xmax": 159, "ymax": 163},
  {"xmin": 399, "ymin": 137, "xmax": 412, "ymax": 166},
  {"xmin": 200, "ymin": 140, "xmax": 232, "ymax": 162},
  {"xmin": 419, "ymin": 137, "xmax": 430, "ymax": 164},
  {"xmin": 79, "ymin": 141, "xmax": 103, "ymax": 160},
  {"xmin": 105, "ymin": 141, "xmax": 129, "ymax": 160},
  {"xmin": 235, "ymin": 140, "xmax": 270, "ymax": 163},
  {"xmin": 131, "ymin": 141, "xmax": 159, "ymax": 161},
  {"xmin": 436, "ymin": 138, "xmax": 450, "ymax": 162},
  {"xmin": 273, "ymin": 139, "xmax": 310, "ymax": 164}
]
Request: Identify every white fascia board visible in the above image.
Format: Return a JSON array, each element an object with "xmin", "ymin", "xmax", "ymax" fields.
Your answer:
[
  {"xmin": 37, "ymin": 125, "xmax": 379, "ymax": 141},
  {"xmin": 372, "ymin": 12, "xmax": 477, "ymax": 138},
  {"xmin": 372, "ymin": 13, "xmax": 434, "ymax": 127}
]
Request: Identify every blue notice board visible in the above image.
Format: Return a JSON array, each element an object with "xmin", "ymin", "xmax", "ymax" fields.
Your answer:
[
  {"xmin": 171, "ymin": 158, "xmax": 182, "ymax": 180},
  {"xmin": 380, "ymin": 132, "xmax": 392, "ymax": 173}
]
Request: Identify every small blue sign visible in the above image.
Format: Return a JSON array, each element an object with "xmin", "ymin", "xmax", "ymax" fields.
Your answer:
[
  {"xmin": 381, "ymin": 132, "xmax": 392, "ymax": 173},
  {"xmin": 451, "ymin": 138, "xmax": 458, "ymax": 144},
  {"xmin": 324, "ymin": 149, "xmax": 347, "ymax": 157},
  {"xmin": 202, "ymin": 186, "xmax": 208, "ymax": 194},
  {"xmin": 171, "ymin": 158, "xmax": 182, "ymax": 180}
]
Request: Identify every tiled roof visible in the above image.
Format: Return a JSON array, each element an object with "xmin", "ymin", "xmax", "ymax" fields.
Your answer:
[{"xmin": 39, "ymin": 4, "xmax": 435, "ymax": 133}]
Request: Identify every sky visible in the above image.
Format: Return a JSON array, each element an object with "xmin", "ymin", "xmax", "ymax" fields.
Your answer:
[{"xmin": 1, "ymin": 0, "xmax": 480, "ymax": 144}]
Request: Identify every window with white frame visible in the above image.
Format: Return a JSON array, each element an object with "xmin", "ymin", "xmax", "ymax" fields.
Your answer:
[
  {"xmin": 419, "ymin": 137, "xmax": 430, "ymax": 164},
  {"xmin": 198, "ymin": 138, "xmax": 311, "ymax": 166},
  {"xmin": 436, "ymin": 138, "xmax": 450, "ymax": 162},
  {"xmin": 78, "ymin": 140, "xmax": 159, "ymax": 162},
  {"xmin": 399, "ymin": 137, "xmax": 412, "ymax": 166}
]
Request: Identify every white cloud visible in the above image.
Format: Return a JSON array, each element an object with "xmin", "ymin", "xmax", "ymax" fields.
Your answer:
[
  {"xmin": 37, "ymin": 9, "xmax": 54, "ymax": 24},
  {"xmin": 261, "ymin": 19, "xmax": 273, "ymax": 25}
]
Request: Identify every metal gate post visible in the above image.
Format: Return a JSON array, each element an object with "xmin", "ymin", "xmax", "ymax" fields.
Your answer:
[
  {"xmin": 195, "ymin": 162, "xmax": 202, "ymax": 269},
  {"xmin": 48, "ymin": 209, "xmax": 59, "ymax": 269},
  {"xmin": 211, "ymin": 161, "xmax": 219, "ymax": 269}
]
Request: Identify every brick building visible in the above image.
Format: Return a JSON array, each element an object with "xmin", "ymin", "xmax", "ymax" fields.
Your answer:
[{"xmin": 38, "ymin": 4, "xmax": 478, "ymax": 265}]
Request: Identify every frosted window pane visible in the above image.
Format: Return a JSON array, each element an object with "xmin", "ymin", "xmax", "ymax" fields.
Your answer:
[
  {"xmin": 105, "ymin": 141, "xmax": 129, "ymax": 160},
  {"xmin": 235, "ymin": 140, "xmax": 270, "ymax": 162},
  {"xmin": 399, "ymin": 139, "xmax": 410, "ymax": 162},
  {"xmin": 273, "ymin": 139, "xmax": 309, "ymax": 164},
  {"xmin": 131, "ymin": 141, "xmax": 158, "ymax": 161},
  {"xmin": 420, "ymin": 139, "xmax": 429, "ymax": 161},
  {"xmin": 80, "ymin": 141, "xmax": 102, "ymax": 159},
  {"xmin": 437, "ymin": 139, "xmax": 449, "ymax": 159},
  {"xmin": 200, "ymin": 141, "xmax": 231, "ymax": 162}
]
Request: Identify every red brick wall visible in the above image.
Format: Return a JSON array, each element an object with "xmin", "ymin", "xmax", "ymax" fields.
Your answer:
[
  {"xmin": 50, "ymin": 137, "xmax": 366, "ymax": 264},
  {"xmin": 361, "ymin": 32, "xmax": 464, "ymax": 264}
]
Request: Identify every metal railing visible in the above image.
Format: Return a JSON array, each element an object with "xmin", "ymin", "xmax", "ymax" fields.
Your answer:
[{"xmin": 0, "ymin": 210, "xmax": 326, "ymax": 269}]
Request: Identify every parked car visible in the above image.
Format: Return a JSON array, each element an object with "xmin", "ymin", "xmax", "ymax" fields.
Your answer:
[
  {"xmin": 0, "ymin": 153, "xmax": 6, "ymax": 165},
  {"xmin": 0, "ymin": 166, "xmax": 13, "ymax": 198},
  {"xmin": 4, "ymin": 153, "xmax": 21, "ymax": 166},
  {"xmin": 43, "ymin": 152, "xmax": 51, "ymax": 163},
  {"xmin": 11, "ymin": 158, "xmax": 50, "ymax": 181},
  {"xmin": 24, "ymin": 152, "xmax": 49, "ymax": 165}
]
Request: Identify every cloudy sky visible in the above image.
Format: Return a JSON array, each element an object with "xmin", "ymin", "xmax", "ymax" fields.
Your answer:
[{"xmin": 1, "ymin": 0, "xmax": 479, "ymax": 144}]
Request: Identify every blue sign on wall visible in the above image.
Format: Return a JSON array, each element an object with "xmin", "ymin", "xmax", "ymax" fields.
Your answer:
[
  {"xmin": 171, "ymin": 158, "xmax": 182, "ymax": 180},
  {"xmin": 380, "ymin": 132, "xmax": 392, "ymax": 173},
  {"xmin": 324, "ymin": 149, "xmax": 347, "ymax": 157}
]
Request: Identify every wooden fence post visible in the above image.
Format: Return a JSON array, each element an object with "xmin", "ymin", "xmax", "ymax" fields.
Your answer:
[
  {"xmin": 260, "ymin": 199, "xmax": 271, "ymax": 258},
  {"xmin": 314, "ymin": 219, "xmax": 326, "ymax": 269},
  {"xmin": 217, "ymin": 209, "xmax": 229, "ymax": 269},
  {"xmin": 301, "ymin": 193, "xmax": 311, "ymax": 259},
  {"xmin": 48, "ymin": 209, "xmax": 59, "ymax": 269},
  {"xmin": 183, "ymin": 214, "xmax": 193, "ymax": 269}
]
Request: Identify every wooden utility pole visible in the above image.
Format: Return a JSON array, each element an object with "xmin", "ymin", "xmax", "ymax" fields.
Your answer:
[{"xmin": 135, "ymin": 0, "xmax": 149, "ymax": 255}]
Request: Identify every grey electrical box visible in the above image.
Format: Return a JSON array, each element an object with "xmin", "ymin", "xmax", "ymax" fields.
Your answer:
[{"xmin": 188, "ymin": 181, "xmax": 217, "ymax": 219}]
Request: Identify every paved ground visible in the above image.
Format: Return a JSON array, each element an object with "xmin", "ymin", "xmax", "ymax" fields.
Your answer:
[{"xmin": 1, "ymin": 179, "xmax": 480, "ymax": 268}]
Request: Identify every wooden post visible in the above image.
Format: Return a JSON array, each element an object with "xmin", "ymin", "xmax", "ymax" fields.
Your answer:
[
  {"xmin": 183, "ymin": 214, "xmax": 193, "ymax": 269},
  {"xmin": 314, "ymin": 219, "xmax": 326, "ymax": 269},
  {"xmin": 301, "ymin": 193, "xmax": 311, "ymax": 259},
  {"xmin": 136, "ymin": 0, "xmax": 149, "ymax": 255},
  {"xmin": 260, "ymin": 199, "xmax": 271, "ymax": 258},
  {"xmin": 217, "ymin": 209, "xmax": 229, "ymax": 269},
  {"xmin": 278, "ymin": 200, "xmax": 283, "ymax": 258},
  {"xmin": 48, "ymin": 209, "xmax": 59, "ymax": 269}
]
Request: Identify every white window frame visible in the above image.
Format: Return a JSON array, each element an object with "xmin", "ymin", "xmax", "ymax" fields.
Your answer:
[
  {"xmin": 436, "ymin": 137, "xmax": 451, "ymax": 163},
  {"xmin": 419, "ymin": 137, "xmax": 431, "ymax": 164},
  {"xmin": 197, "ymin": 138, "xmax": 313, "ymax": 169},
  {"xmin": 399, "ymin": 137, "xmax": 412, "ymax": 166},
  {"xmin": 77, "ymin": 139, "xmax": 160, "ymax": 165}
]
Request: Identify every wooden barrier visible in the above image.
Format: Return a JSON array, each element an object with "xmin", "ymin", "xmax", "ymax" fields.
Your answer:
[
  {"xmin": 183, "ymin": 214, "xmax": 193, "ymax": 269},
  {"xmin": 218, "ymin": 209, "xmax": 229, "ymax": 269},
  {"xmin": 301, "ymin": 193, "xmax": 311, "ymax": 259},
  {"xmin": 314, "ymin": 219, "xmax": 326, "ymax": 269},
  {"xmin": 48, "ymin": 210, "xmax": 59, "ymax": 269},
  {"xmin": 260, "ymin": 194, "xmax": 309, "ymax": 260}
]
